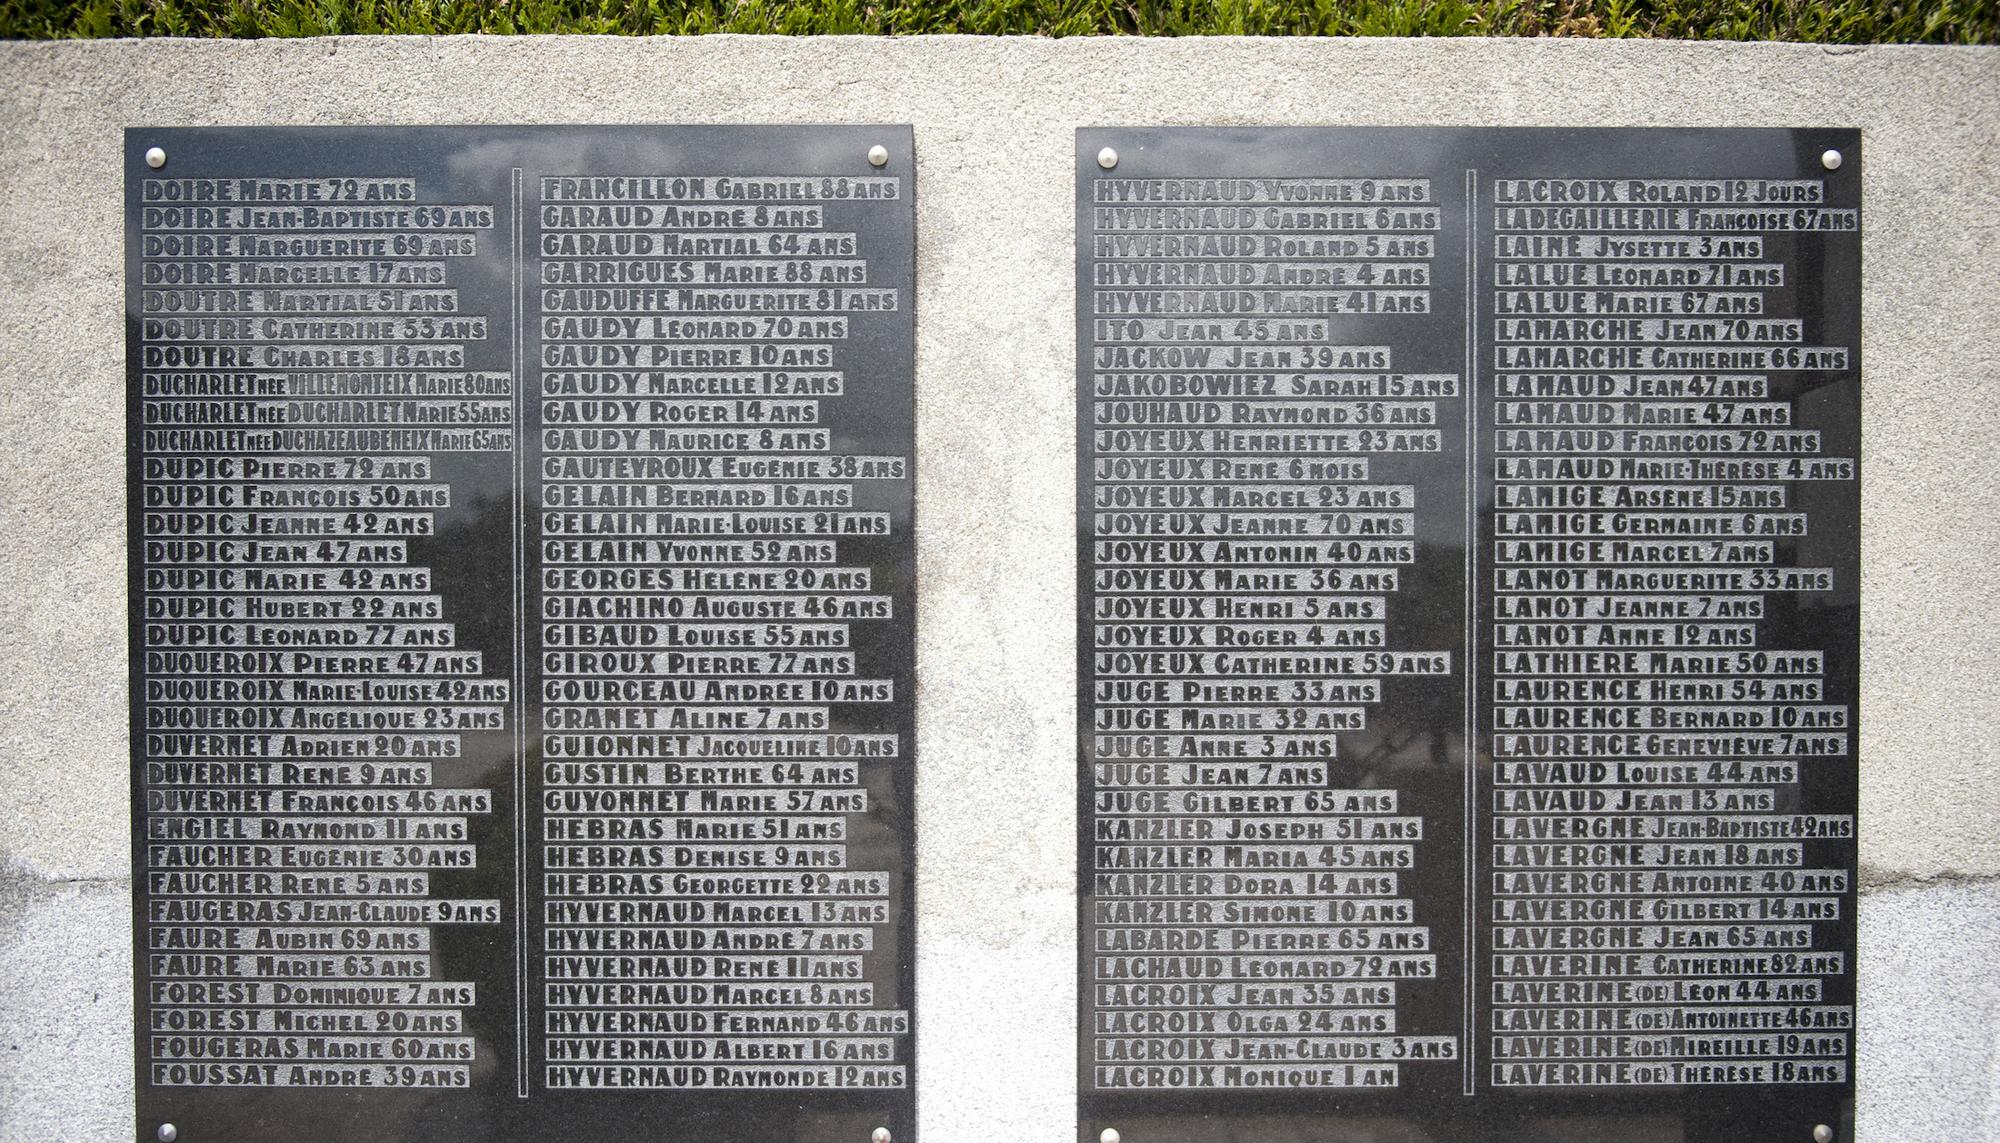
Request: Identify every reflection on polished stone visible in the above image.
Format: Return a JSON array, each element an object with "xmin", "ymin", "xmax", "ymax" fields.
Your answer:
[
  {"xmin": 1075, "ymin": 126, "xmax": 1860, "ymax": 1143},
  {"xmin": 127, "ymin": 124, "xmax": 918, "ymax": 1143}
]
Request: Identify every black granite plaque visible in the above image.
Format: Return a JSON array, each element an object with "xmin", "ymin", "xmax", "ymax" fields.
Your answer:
[
  {"xmin": 1076, "ymin": 127, "xmax": 1859, "ymax": 1143},
  {"xmin": 127, "ymin": 125, "xmax": 916, "ymax": 1143}
]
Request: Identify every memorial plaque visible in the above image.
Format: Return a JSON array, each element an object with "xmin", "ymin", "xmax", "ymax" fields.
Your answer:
[
  {"xmin": 1076, "ymin": 127, "xmax": 1859, "ymax": 1142},
  {"xmin": 128, "ymin": 125, "xmax": 916, "ymax": 1143}
]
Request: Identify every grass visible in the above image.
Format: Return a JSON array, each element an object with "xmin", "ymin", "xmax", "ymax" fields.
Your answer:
[{"xmin": 0, "ymin": 0, "xmax": 1992, "ymax": 43}]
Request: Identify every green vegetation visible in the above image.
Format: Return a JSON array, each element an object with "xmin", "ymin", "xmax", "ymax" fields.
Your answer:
[{"xmin": 2, "ymin": 0, "xmax": 1992, "ymax": 43}]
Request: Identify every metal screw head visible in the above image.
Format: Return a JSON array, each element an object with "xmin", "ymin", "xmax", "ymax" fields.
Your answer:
[
  {"xmin": 1100, "ymin": 1131, "xmax": 1121, "ymax": 1143},
  {"xmin": 1812, "ymin": 1127, "xmax": 1833, "ymax": 1143},
  {"xmin": 157, "ymin": 1125, "xmax": 179, "ymax": 1143},
  {"xmin": 145, "ymin": 147, "xmax": 167, "ymax": 169},
  {"xmin": 871, "ymin": 1129, "xmax": 890, "ymax": 1143},
  {"xmin": 1097, "ymin": 147, "xmax": 1118, "ymax": 170},
  {"xmin": 1821, "ymin": 149, "xmax": 1842, "ymax": 171},
  {"xmin": 867, "ymin": 145, "xmax": 889, "ymax": 168}
]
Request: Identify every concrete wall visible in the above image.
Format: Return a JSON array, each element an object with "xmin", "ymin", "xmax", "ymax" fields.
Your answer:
[{"xmin": 1, "ymin": 35, "xmax": 1995, "ymax": 1142}]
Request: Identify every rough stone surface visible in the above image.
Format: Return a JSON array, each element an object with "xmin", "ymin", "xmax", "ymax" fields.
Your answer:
[
  {"xmin": 0, "ymin": 34, "xmax": 1993, "ymax": 1143},
  {"xmin": 1855, "ymin": 879, "xmax": 2000, "ymax": 1141},
  {"xmin": 0, "ymin": 874, "xmax": 129, "ymax": 1143}
]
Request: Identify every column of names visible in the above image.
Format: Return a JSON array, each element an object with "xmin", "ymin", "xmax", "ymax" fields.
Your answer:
[
  {"xmin": 1485, "ymin": 176, "xmax": 1859, "ymax": 1088},
  {"xmin": 1085, "ymin": 175, "xmax": 1462, "ymax": 1091},
  {"xmin": 533, "ymin": 172, "xmax": 913, "ymax": 1092},
  {"xmin": 135, "ymin": 175, "xmax": 513, "ymax": 1090}
]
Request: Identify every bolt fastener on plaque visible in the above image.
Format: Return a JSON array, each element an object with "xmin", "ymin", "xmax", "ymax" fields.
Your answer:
[
  {"xmin": 145, "ymin": 147, "xmax": 166, "ymax": 169},
  {"xmin": 157, "ymin": 1125, "xmax": 178, "ymax": 1142},
  {"xmin": 868, "ymin": 145, "xmax": 889, "ymax": 167},
  {"xmin": 871, "ymin": 1129, "xmax": 890, "ymax": 1143},
  {"xmin": 1100, "ymin": 1130, "xmax": 1121, "ymax": 1143},
  {"xmin": 1821, "ymin": 149, "xmax": 1842, "ymax": 171},
  {"xmin": 1812, "ymin": 1127, "xmax": 1833, "ymax": 1143},
  {"xmin": 1097, "ymin": 147, "xmax": 1118, "ymax": 170}
]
